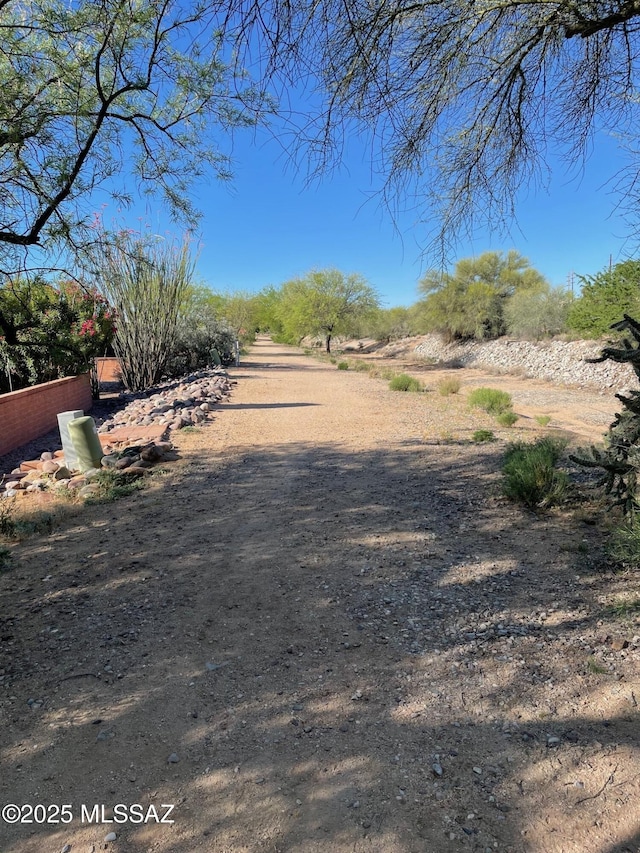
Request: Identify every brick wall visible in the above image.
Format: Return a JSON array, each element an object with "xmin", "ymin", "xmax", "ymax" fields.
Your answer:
[{"xmin": 0, "ymin": 374, "xmax": 93, "ymax": 457}]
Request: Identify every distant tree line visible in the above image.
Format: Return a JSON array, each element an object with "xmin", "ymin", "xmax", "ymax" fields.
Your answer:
[
  {"xmin": 252, "ymin": 252, "xmax": 640, "ymax": 347},
  {"xmin": 2, "ymin": 246, "xmax": 638, "ymax": 395}
]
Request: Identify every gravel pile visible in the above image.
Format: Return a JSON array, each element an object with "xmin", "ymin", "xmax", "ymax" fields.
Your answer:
[
  {"xmin": 413, "ymin": 335, "xmax": 636, "ymax": 393},
  {"xmin": 97, "ymin": 369, "xmax": 234, "ymax": 434}
]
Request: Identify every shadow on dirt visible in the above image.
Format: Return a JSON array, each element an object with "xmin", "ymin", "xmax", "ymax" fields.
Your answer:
[
  {"xmin": 0, "ymin": 439, "xmax": 636, "ymax": 852},
  {"xmin": 220, "ymin": 403, "xmax": 321, "ymax": 411}
]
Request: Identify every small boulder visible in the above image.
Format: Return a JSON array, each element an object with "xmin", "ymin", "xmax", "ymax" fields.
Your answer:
[
  {"xmin": 78, "ymin": 483, "xmax": 101, "ymax": 499},
  {"xmin": 67, "ymin": 476, "xmax": 88, "ymax": 490},
  {"xmin": 141, "ymin": 445, "xmax": 163, "ymax": 463},
  {"xmin": 124, "ymin": 466, "xmax": 149, "ymax": 477}
]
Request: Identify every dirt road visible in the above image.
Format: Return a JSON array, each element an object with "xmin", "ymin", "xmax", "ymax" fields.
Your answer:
[{"xmin": 0, "ymin": 339, "xmax": 638, "ymax": 853}]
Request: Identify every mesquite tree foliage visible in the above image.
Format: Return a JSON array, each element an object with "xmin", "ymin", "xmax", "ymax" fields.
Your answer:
[
  {"xmin": 217, "ymin": 0, "xmax": 640, "ymax": 252},
  {"xmin": 4, "ymin": 0, "xmax": 640, "ymax": 270},
  {"xmin": 0, "ymin": 0, "xmax": 265, "ymax": 276},
  {"xmin": 276, "ymin": 269, "xmax": 379, "ymax": 353},
  {"xmin": 93, "ymin": 233, "xmax": 195, "ymax": 392},
  {"xmin": 572, "ymin": 315, "xmax": 640, "ymax": 514}
]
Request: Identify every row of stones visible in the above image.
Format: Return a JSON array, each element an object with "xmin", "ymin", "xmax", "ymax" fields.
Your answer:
[
  {"xmin": 98, "ymin": 369, "xmax": 234, "ymax": 434},
  {"xmin": 2, "ymin": 442, "xmax": 173, "ymax": 500},
  {"xmin": 1, "ymin": 368, "xmax": 234, "ymax": 500}
]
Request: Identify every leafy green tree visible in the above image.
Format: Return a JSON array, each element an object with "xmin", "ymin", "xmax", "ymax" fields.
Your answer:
[
  {"xmin": 567, "ymin": 261, "xmax": 640, "ymax": 338},
  {"xmin": 367, "ymin": 306, "xmax": 417, "ymax": 342},
  {"xmin": 504, "ymin": 286, "xmax": 574, "ymax": 340},
  {"xmin": 418, "ymin": 251, "xmax": 547, "ymax": 342},
  {"xmin": 0, "ymin": 0, "xmax": 265, "ymax": 275},
  {"xmin": 218, "ymin": 291, "xmax": 259, "ymax": 344},
  {"xmin": 278, "ymin": 269, "xmax": 379, "ymax": 352},
  {"xmin": 253, "ymin": 286, "xmax": 285, "ymax": 337}
]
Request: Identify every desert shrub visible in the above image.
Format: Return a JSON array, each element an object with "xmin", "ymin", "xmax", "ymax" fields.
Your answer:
[
  {"xmin": 535, "ymin": 415, "xmax": 551, "ymax": 426},
  {"xmin": 95, "ymin": 231, "xmax": 195, "ymax": 391},
  {"xmin": 337, "ymin": 361, "xmax": 349, "ymax": 370},
  {"xmin": 502, "ymin": 437, "xmax": 569, "ymax": 508},
  {"xmin": 468, "ymin": 387, "xmax": 512, "ymax": 414},
  {"xmin": 85, "ymin": 469, "xmax": 146, "ymax": 504},
  {"xmin": 353, "ymin": 361, "xmax": 370, "ymax": 372},
  {"xmin": 0, "ymin": 499, "xmax": 17, "ymax": 539},
  {"xmin": 586, "ymin": 657, "xmax": 608, "ymax": 674},
  {"xmin": 389, "ymin": 373, "xmax": 422, "ymax": 392},
  {"xmin": 0, "ymin": 498, "xmax": 59, "ymax": 540},
  {"xmin": 567, "ymin": 261, "xmax": 640, "ymax": 338},
  {"xmin": 438, "ymin": 377, "xmax": 461, "ymax": 395},
  {"xmin": 473, "ymin": 429, "xmax": 495, "ymax": 442},
  {"xmin": 604, "ymin": 595, "xmax": 640, "ymax": 616},
  {"xmin": 165, "ymin": 317, "xmax": 236, "ymax": 377},
  {"xmin": 370, "ymin": 366, "xmax": 396, "ymax": 381},
  {"xmin": 504, "ymin": 286, "xmax": 573, "ymax": 339},
  {"xmin": 571, "ymin": 316, "xmax": 640, "ymax": 514},
  {"xmin": 606, "ymin": 518, "xmax": 640, "ymax": 570},
  {"xmin": 496, "ymin": 410, "xmax": 519, "ymax": 427}
]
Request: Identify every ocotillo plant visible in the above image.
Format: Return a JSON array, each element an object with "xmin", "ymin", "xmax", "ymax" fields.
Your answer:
[
  {"xmin": 94, "ymin": 232, "xmax": 195, "ymax": 392},
  {"xmin": 571, "ymin": 314, "xmax": 640, "ymax": 514}
]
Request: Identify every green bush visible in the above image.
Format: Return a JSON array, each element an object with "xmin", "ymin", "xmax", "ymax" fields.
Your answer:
[
  {"xmin": 606, "ymin": 519, "xmax": 640, "ymax": 570},
  {"xmin": 472, "ymin": 429, "xmax": 495, "ymax": 442},
  {"xmin": 389, "ymin": 373, "xmax": 422, "ymax": 392},
  {"xmin": 165, "ymin": 316, "xmax": 237, "ymax": 377},
  {"xmin": 535, "ymin": 415, "xmax": 551, "ymax": 427},
  {"xmin": 502, "ymin": 437, "xmax": 569, "ymax": 508},
  {"xmin": 337, "ymin": 361, "xmax": 349, "ymax": 370},
  {"xmin": 438, "ymin": 377, "xmax": 461, "ymax": 395},
  {"xmin": 567, "ymin": 260, "xmax": 640, "ymax": 338},
  {"xmin": 604, "ymin": 595, "xmax": 640, "ymax": 617},
  {"xmin": 468, "ymin": 387, "xmax": 512, "ymax": 414},
  {"xmin": 85, "ymin": 469, "xmax": 147, "ymax": 504},
  {"xmin": 504, "ymin": 286, "xmax": 573, "ymax": 340},
  {"xmin": 496, "ymin": 410, "xmax": 519, "ymax": 427}
]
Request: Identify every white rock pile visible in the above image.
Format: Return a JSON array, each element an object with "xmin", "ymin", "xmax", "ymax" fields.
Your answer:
[
  {"xmin": 413, "ymin": 335, "xmax": 637, "ymax": 393},
  {"xmin": 98, "ymin": 369, "xmax": 234, "ymax": 434}
]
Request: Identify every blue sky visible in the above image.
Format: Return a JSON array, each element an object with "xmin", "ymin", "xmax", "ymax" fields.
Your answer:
[{"xmin": 123, "ymin": 120, "xmax": 635, "ymax": 310}]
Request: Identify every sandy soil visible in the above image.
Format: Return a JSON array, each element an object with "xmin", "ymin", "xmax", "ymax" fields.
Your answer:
[{"xmin": 0, "ymin": 338, "xmax": 638, "ymax": 853}]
